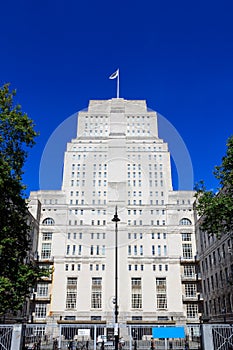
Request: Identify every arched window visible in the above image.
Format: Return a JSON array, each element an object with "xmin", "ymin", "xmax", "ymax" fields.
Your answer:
[
  {"xmin": 42, "ymin": 218, "xmax": 55, "ymax": 226},
  {"xmin": 179, "ymin": 218, "xmax": 192, "ymax": 226}
]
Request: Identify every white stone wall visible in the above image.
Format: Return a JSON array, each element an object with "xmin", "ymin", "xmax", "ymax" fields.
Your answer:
[{"xmin": 29, "ymin": 98, "xmax": 198, "ymax": 325}]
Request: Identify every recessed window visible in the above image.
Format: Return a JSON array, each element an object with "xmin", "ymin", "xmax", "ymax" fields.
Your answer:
[
  {"xmin": 182, "ymin": 233, "xmax": 192, "ymax": 241},
  {"xmin": 42, "ymin": 218, "xmax": 55, "ymax": 225},
  {"xmin": 42, "ymin": 232, "xmax": 52, "ymax": 240},
  {"xmin": 180, "ymin": 218, "xmax": 192, "ymax": 225}
]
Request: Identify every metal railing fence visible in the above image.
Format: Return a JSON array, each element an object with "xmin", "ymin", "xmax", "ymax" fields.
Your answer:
[{"xmin": 22, "ymin": 323, "xmax": 201, "ymax": 350}]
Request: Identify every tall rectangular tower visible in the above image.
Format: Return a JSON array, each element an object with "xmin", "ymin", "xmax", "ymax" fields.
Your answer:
[{"xmin": 29, "ymin": 98, "xmax": 198, "ymax": 327}]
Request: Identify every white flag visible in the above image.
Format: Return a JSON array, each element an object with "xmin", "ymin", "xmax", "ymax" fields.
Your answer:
[{"xmin": 109, "ymin": 69, "xmax": 119, "ymax": 79}]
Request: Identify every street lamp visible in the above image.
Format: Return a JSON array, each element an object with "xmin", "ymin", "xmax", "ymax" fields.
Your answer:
[{"xmin": 112, "ymin": 207, "xmax": 120, "ymax": 350}]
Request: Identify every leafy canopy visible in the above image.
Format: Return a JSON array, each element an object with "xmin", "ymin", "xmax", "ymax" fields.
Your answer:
[
  {"xmin": 195, "ymin": 135, "xmax": 233, "ymax": 237},
  {"xmin": 0, "ymin": 83, "xmax": 43, "ymax": 316}
]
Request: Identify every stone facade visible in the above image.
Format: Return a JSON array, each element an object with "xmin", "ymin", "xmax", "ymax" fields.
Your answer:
[
  {"xmin": 29, "ymin": 98, "xmax": 198, "ymax": 326},
  {"xmin": 195, "ymin": 213, "xmax": 233, "ymax": 323}
]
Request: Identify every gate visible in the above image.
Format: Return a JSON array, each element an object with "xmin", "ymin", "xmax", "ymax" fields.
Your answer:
[
  {"xmin": 0, "ymin": 325, "xmax": 13, "ymax": 350},
  {"xmin": 212, "ymin": 325, "xmax": 233, "ymax": 350},
  {"xmin": 201, "ymin": 324, "xmax": 233, "ymax": 350},
  {"xmin": 59, "ymin": 324, "xmax": 106, "ymax": 350},
  {"xmin": 23, "ymin": 324, "xmax": 108, "ymax": 350},
  {"xmin": 127, "ymin": 324, "xmax": 200, "ymax": 350},
  {"xmin": 23, "ymin": 324, "xmax": 59, "ymax": 349}
]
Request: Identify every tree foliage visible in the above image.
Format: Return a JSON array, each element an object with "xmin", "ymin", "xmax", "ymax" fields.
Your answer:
[
  {"xmin": 0, "ymin": 83, "xmax": 43, "ymax": 316},
  {"xmin": 195, "ymin": 136, "xmax": 233, "ymax": 237}
]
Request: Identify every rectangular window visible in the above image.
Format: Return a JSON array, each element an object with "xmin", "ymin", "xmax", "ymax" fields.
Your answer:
[
  {"xmin": 41, "ymin": 243, "xmax": 51, "ymax": 259},
  {"xmin": 37, "ymin": 283, "xmax": 48, "ymax": 297},
  {"xmin": 182, "ymin": 244, "xmax": 193, "ymax": 259},
  {"xmin": 152, "ymin": 245, "xmax": 155, "ymax": 256},
  {"xmin": 42, "ymin": 232, "xmax": 52, "ymax": 241},
  {"xmin": 184, "ymin": 265, "xmax": 195, "ymax": 278},
  {"xmin": 35, "ymin": 304, "xmax": 47, "ymax": 318},
  {"xmin": 163, "ymin": 245, "xmax": 167, "ymax": 256},
  {"xmin": 140, "ymin": 245, "xmax": 143, "ymax": 256},
  {"xmin": 185, "ymin": 284, "xmax": 197, "ymax": 297},
  {"xmin": 158, "ymin": 245, "xmax": 161, "ymax": 256},
  {"xmin": 131, "ymin": 278, "xmax": 142, "ymax": 309},
  {"xmin": 66, "ymin": 277, "xmax": 77, "ymax": 309},
  {"xmin": 131, "ymin": 293, "xmax": 142, "ymax": 309},
  {"xmin": 186, "ymin": 304, "xmax": 198, "ymax": 319},
  {"xmin": 213, "ymin": 251, "xmax": 216, "ymax": 265},
  {"xmin": 182, "ymin": 233, "xmax": 192, "ymax": 241},
  {"xmin": 91, "ymin": 278, "xmax": 102, "ymax": 309},
  {"xmin": 132, "ymin": 277, "xmax": 141, "ymax": 287},
  {"xmin": 156, "ymin": 278, "xmax": 167, "ymax": 309}
]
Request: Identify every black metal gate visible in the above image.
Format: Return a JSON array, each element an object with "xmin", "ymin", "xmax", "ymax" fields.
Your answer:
[{"xmin": 0, "ymin": 325, "xmax": 13, "ymax": 350}]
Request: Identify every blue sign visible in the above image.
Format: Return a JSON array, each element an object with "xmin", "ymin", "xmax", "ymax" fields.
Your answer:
[{"xmin": 152, "ymin": 327, "xmax": 185, "ymax": 339}]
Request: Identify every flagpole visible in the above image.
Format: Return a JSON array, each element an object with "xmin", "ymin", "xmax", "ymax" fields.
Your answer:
[
  {"xmin": 109, "ymin": 69, "xmax": 120, "ymax": 98},
  {"xmin": 117, "ymin": 69, "xmax": 120, "ymax": 98}
]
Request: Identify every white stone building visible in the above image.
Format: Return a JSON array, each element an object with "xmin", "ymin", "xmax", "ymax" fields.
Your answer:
[{"xmin": 29, "ymin": 98, "xmax": 199, "ymax": 327}]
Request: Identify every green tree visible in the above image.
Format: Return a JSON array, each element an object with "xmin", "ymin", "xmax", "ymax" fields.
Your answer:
[
  {"xmin": 0, "ymin": 83, "xmax": 43, "ymax": 317},
  {"xmin": 195, "ymin": 135, "xmax": 233, "ymax": 237}
]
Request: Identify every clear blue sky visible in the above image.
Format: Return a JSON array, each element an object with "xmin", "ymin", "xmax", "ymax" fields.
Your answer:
[{"xmin": 0, "ymin": 0, "xmax": 232, "ymax": 195}]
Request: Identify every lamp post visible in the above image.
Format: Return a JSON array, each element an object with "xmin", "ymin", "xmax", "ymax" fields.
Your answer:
[{"xmin": 112, "ymin": 207, "xmax": 120, "ymax": 350}]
